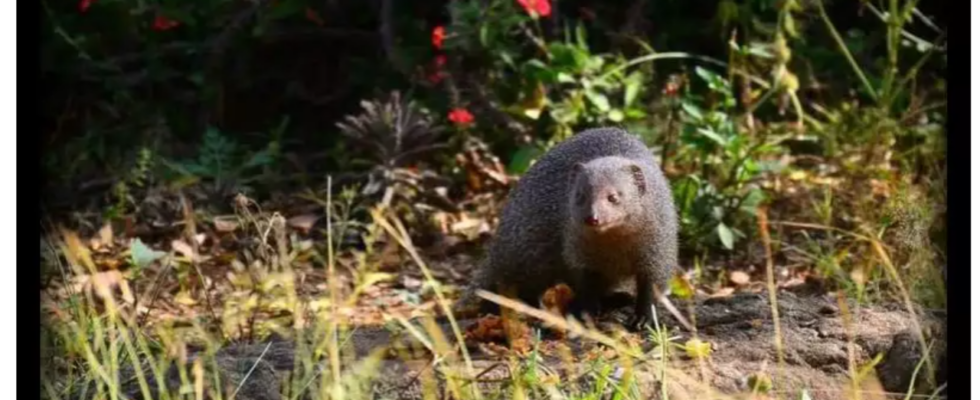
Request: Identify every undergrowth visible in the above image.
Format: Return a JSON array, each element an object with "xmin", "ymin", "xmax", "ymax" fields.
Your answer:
[{"xmin": 42, "ymin": 0, "xmax": 946, "ymax": 398}]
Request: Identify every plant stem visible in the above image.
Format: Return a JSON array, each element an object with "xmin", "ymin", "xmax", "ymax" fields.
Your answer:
[{"xmin": 814, "ymin": 0, "xmax": 879, "ymax": 102}]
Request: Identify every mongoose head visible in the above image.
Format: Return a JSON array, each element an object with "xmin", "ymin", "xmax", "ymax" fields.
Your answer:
[{"xmin": 568, "ymin": 157, "xmax": 648, "ymax": 234}]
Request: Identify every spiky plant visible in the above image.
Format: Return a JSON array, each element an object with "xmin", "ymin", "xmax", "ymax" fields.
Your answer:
[
  {"xmin": 336, "ymin": 91, "xmax": 446, "ymax": 171},
  {"xmin": 336, "ymin": 92, "xmax": 455, "ymax": 217}
]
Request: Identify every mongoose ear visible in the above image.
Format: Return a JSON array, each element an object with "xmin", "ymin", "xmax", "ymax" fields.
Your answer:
[
  {"xmin": 570, "ymin": 162, "xmax": 586, "ymax": 181},
  {"xmin": 626, "ymin": 164, "xmax": 646, "ymax": 195}
]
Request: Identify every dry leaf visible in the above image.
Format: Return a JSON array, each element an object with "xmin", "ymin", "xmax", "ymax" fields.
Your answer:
[
  {"xmin": 171, "ymin": 239, "xmax": 199, "ymax": 262},
  {"xmin": 730, "ymin": 271, "xmax": 751, "ymax": 286},
  {"xmin": 77, "ymin": 270, "xmax": 135, "ymax": 305},
  {"xmin": 288, "ymin": 214, "xmax": 321, "ymax": 232},
  {"xmin": 542, "ymin": 283, "xmax": 574, "ymax": 316},
  {"xmin": 850, "ymin": 268, "xmax": 866, "ymax": 286},
  {"xmin": 401, "ymin": 276, "xmax": 423, "ymax": 290},
  {"xmin": 175, "ymin": 290, "xmax": 198, "ymax": 306},
  {"xmin": 212, "ymin": 217, "xmax": 240, "ymax": 233},
  {"xmin": 450, "ymin": 216, "xmax": 482, "ymax": 233},
  {"xmin": 97, "ymin": 256, "xmax": 123, "ymax": 270},
  {"xmin": 708, "ymin": 287, "xmax": 735, "ymax": 298},
  {"xmin": 99, "ymin": 224, "xmax": 114, "ymax": 248}
]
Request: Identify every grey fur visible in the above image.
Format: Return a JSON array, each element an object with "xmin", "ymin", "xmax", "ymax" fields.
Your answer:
[{"xmin": 461, "ymin": 127, "xmax": 678, "ymax": 326}]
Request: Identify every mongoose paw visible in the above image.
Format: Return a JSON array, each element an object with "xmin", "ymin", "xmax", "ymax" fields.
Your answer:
[{"xmin": 626, "ymin": 313, "xmax": 652, "ymax": 331}]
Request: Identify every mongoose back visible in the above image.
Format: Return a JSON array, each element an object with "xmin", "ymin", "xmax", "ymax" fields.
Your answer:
[{"xmin": 465, "ymin": 127, "xmax": 679, "ymax": 326}]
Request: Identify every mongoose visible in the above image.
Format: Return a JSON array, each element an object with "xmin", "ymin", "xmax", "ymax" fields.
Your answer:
[{"xmin": 461, "ymin": 127, "xmax": 679, "ymax": 328}]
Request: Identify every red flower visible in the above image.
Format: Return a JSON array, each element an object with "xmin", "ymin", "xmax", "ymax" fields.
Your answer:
[
  {"xmin": 427, "ymin": 71, "xmax": 447, "ymax": 84},
  {"xmin": 448, "ymin": 108, "xmax": 474, "ymax": 126},
  {"xmin": 516, "ymin": 0, "xmax": 551, "ymax": 17},
  {"xmin": 305, "ymin": 8, "xmax": 324, "ymax": 26},
  {"xmin": 152, "ymin": 15, "xmax": 179, "ymax": 31},
  {"xmin": 431, "ymin": 26, "xmax": 446, "ymax": 49},
  {"xmin": 425, "ymin": 55, "xmax": 449, "ymax": 84},
  {"xmin": 79, "ymin": 0, "xmax": 94, "ymax": 13}
]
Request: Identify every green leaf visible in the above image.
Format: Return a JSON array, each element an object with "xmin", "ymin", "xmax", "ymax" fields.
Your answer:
[
  {"xmin": 607, "ymin": 109, "xmax": 625, "ymax": 122},
  {"xmin": 242, "ymin": 149, "xmax": 274, "ymax": 170},
  {"xmin": 716, "ymin": 223, "xmax": 735, "ymax": 250},
  {"xmin": 783, "ymin": 15, "xmax": 798, "ymax": 38},
  {"xmin": 624, "ymin": 71, "xmax": 643, "ymax": 106},
  {"xmin": 695, "ymin": 66, "xmax": 731, "ymax": 94},
  {"xmin": 575, "ymin": 23, "xmax": 589, "ymax": 50},
  {"xmin": 739, "ymin": 189, "xmax": 766, "ymax": 215},
  {"xmin": 696, "ymin": 128, "xmax": 728, "ymax": 146},
  {"xmin": 556, "ymin": 72, "xmax": 576, "ymax": 84},
  {"xmin": 748, "ymin": 42, "xmax": 774, "ymax": 59},
  {"xmin": 479, "ymin": 25, "xmax": 489, "ymax": 47},
  {"xmin": 130, "ymin": 238, "xmax": 166, "ymax": 270},
  {"xmin": 681, "ymin": 101, "xmax": 704, "ymax": 120},
  {"xmin": 799, "ymin": 389, "xmax": 812, "ymax": 400},
  {"xmin": 584, "ymin": 90, "xmax": 610, "ymax": 112},
  {"xmin": 499, "ymin": 51, "xmax": 516, "ymax": 69},
  {"xmin": 624, "ymin": 108, "xmax": 647, "ymax": 119},
  {"xmin": 507, "ymin": 145, "xmax": 543, "ymax": 175},
  {"xmin": 265, "ymin": 0, "xmax": 305, "ymax": 21}
]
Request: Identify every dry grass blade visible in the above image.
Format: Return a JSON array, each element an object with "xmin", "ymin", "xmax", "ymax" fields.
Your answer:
[
  {"xmin": 324, "ymin": 176, "xmax": 343, "ymax": 395},
  {"xmin": 368, "ymin": 206, "xmax": 481, "ymax": 399},
  {"xmin": 868, "ymin": 237, "xmax": 937, "ymax": 390},
  {"xmin": 476, "ymin": 290, "xmax": 640, "ymax": 358},
  {"xmin": 757, "ymin": 208, "xmax": 785, "ymax": 372},
  {"xmin": 230, "ymin": 341, "xmax": 273, "ymax": 398}
]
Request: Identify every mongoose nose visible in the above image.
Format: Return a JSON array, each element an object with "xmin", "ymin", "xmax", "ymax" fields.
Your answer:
[{"xmin": 585, "ymin": 216, "xmax": 600, "ymax": 226}]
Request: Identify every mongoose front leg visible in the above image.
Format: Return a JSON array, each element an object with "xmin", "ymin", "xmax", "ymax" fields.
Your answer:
[
  {"xmin": 628, "ymin": 273, "xmax": 656, "ymax": 330},
  {"xmin": 567, "ymin": 270, "xmax": 606, "ymax": 321}
]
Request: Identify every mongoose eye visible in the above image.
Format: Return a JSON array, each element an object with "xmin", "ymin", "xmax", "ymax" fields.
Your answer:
[{"xmin": 607, "ymin": 193, "xmax": 620, "ymax": 204}]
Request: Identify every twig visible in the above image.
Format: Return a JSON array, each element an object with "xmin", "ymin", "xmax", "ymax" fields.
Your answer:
[{"xmin": 179, "ymin": 192, "xmax": 220, "ymax": 326}]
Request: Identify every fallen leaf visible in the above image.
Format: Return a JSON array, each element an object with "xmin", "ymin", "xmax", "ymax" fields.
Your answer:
[
  {"xmin": 450, "ymin": 216, "xmax": 483, "ymax": 233},
  {"xmin": 708, "ymin": 287, "xmax": 735, "ymax": 298},
  {"xmin": 97, "ymin": 256, "xmax": 124, "ymax": 270},
  {"xmin": 850, "ymin": 268, "xmax": 866, "ymax": 286},
  {"xmin": 171, "ymin": 239, "xmax": 198, "ymax": 262},
  {"xmin": 288, "ymin": 214, "xmax": 320, "ymax": 231},
  {"xmin": 465, "ymin": 315, "xmax": 507, "ymax": 343},
  {"xmin": 542, "ymin": 284, "xmax": 575, "ymax": 339},
  {"xmin": 542, "ymin": 283, "xmax": 574, "ymax": 316},
  {"xmin": 78, "ymin": 270, "xmax": 135, "ymax": 305},
  {"xmin": 99, "ymin": 224, "xmax": 114, "ymax": 248},
  {"xmin": 730, "ymin": 271, "xmax": 751, "ymax": 286},
  {"xmin": 130, "ymin": 238, "xmax": 166, "ymax": 270},
  {"xmin": 212, "ymin": 217, "xmax": 240, "ymax": 233},
  {"xmin": 401, "ymin": 276, "xmax": 423, "ymax": 290},
  {"xmin": 174, "ymin": 290, "xmax": 198, "ymax": 306}
]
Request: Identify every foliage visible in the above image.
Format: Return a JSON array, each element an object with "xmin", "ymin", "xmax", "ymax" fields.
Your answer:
[
  {"xmin": 42, "ymin": 0, "xmax": 948, "ymax": 396},
  {"xmin": 670, "ymin": 67, "xmax": 783, "ymax": 251},
  {"xmin": 336, "ymin": 92, "xmax": 446, "ymax": 172},
  {"xmin": 443, "ymin": 0, "xmax": 653, "ymax": 144},
  {"xmin": 164, "ymin": 123, "xmax": 284, "ymax": 195}
]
